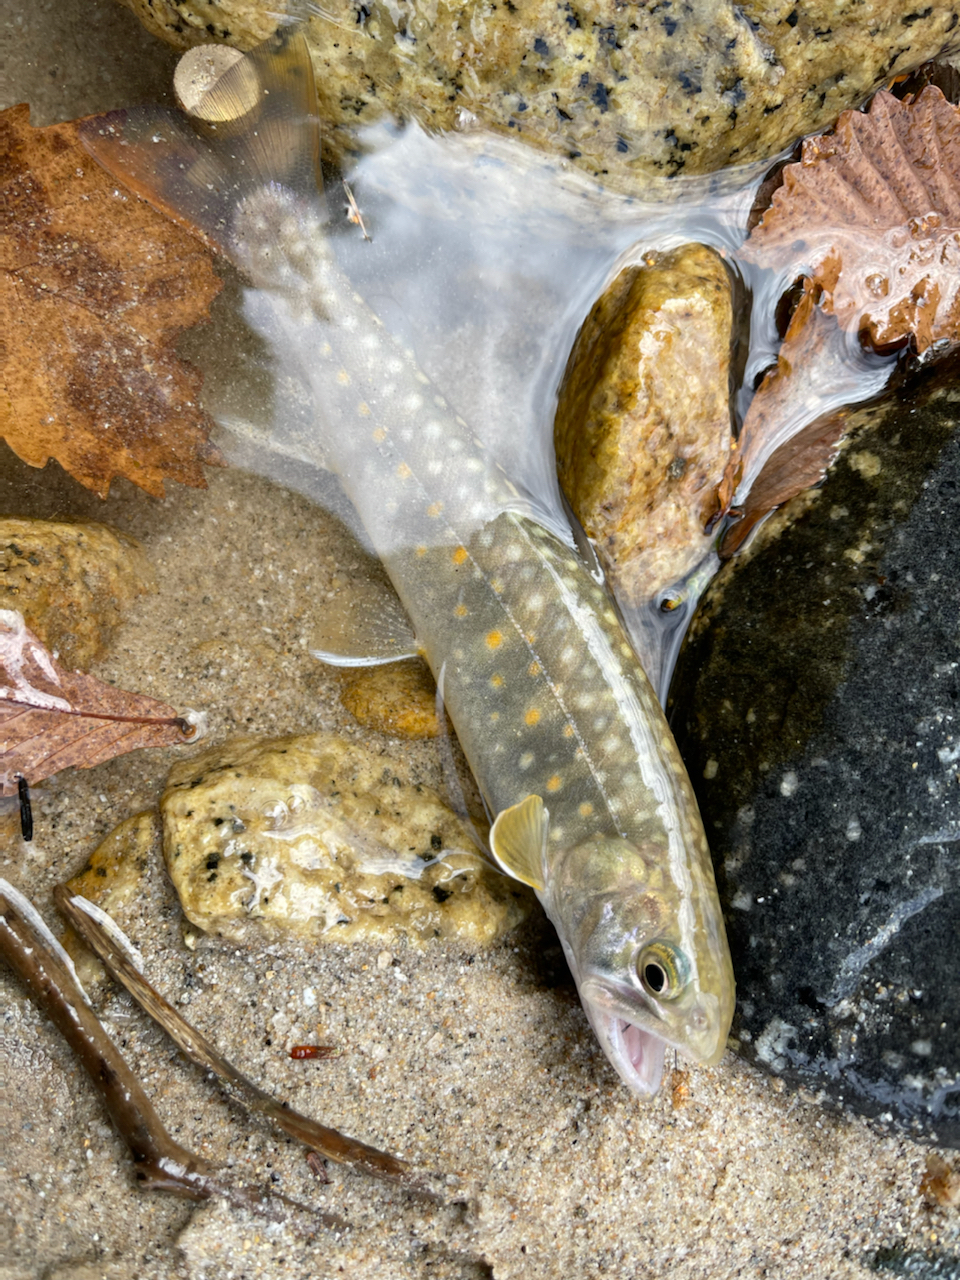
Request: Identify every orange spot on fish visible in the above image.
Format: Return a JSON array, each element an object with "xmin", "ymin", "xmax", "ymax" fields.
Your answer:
[
  {"xmin": 563, "ymin": 724, "xmax": 575, "ymax": 739},
  {"xmin": 490, "ymin": 673, "xmax": 504, "ymax": 688},
  {"xmin": 528, "ymin": 661, "xmax": 541, "ymax": 677},
  {"xmin": 546, "ymin": 774, "xmax": 562, "ymax": 792},
  {"xmin": 525, "ymin": 708, "xmax": 541, "ymax": 726},
  {"xmin": 416, "ymin": 545, "xmax": 427, "ymax": 557},
  {"xmin": 454, "ymin": 603, "xmax": 468, "ymax": 618},
  {"xmin": 373, "ymin": 427, "xmax": 387, "ymax": 443},
  {"xmin": 579, "ymin": 802, "xmax": 594, "ymax": 817},
  {"xmin": 452, "ymin": 546, "xmax": 468, "ymax": 565},
  {"xmin": 358, "ymin": 401, "xmax": 371, "ymax": 416},
  {"xmin": 337, "ymin": 368, "xmax": 351, "ymax": 385},
  {"xmin": 427, "ymin": 501, "xmax": 444, "ymax": 518},
  {"xmin": 397, "ymin": 462, "xmax": 412, "ymax": 479},
  {"xmin": 486, "ymin": 630, "xmax": 503, "ymax": 650}
]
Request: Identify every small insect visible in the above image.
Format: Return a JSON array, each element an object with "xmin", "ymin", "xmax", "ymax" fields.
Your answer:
[
  {"xmin": 17, "ymin": 775, "xmax": 32, "ymax": 843},
  {"xmin": 342, "ymin": 180, "xmax": 371, "ymax": 241},
  {"xmin": 305, "ymin": 1150, "xmax": 331, "ymax": 1182},
  {"xmin": 289, "ymin": 1043, "xmax": 341, "ymax": 1059}
]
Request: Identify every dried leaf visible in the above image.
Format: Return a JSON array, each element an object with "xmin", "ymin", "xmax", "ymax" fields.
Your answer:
[
  {"xmin": 715, "ymin": 88, "xmax": 960, "ymax": 547},
  {"xmin": 718, "ymin": 284, "xmax": 857, "ymax": 556},
  {"xmin": 742, "ymin": 87, "xmax": 960, "ymax": 355},
  {"xmin": 0, "ymin": 104, "xmax": 223, "ymax": 498},
  {"xmin": 0, "ymin": 609, "xmax": 192, "ymax": 794}
]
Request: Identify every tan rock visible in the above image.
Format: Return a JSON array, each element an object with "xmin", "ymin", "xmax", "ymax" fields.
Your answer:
[
  {"xmin": 161, "ymin": 732, "xmax": 531, "ymax": 946},
  {"xmin": 62, "ymin": 810, "xmax": 162, "ymax": 984},
  {"xmin": 554, "ymin": 243, "xmax": 733, "ymax": 608},
  {"xmin": 116, "ymin": 0, "xmax": 956, "ymax": 186},
  {"xmin": 0, "ymin": 518, "xmax": 154, "ymax": 670},
  {"xmin": 339, "ymin": 659, "xmax": 439, "ymax": 740}
]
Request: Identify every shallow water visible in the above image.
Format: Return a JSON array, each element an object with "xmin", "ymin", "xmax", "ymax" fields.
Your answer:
[{"xmin": 4, "ymin": 4, "xmax": 960, "ymax": 1278}]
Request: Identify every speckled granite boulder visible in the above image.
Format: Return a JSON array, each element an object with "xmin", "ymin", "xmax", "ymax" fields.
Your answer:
[
  {"xmin": 161, "ymin": 732, "xmax": 531, "ymax": 946},
  {"xmin": 670, "ymin": 381, "xmax": 960, "ymax": 1144},
  {"xmin": 116, "ymin": 0, "xmax": 958, "ymax": 188}
]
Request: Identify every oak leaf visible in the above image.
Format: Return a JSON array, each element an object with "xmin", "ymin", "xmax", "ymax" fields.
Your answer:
[
  {"xmin": 719, "ymin": 86, "xmax": 960, "ymax": 551},
  {"xmin": 741, "ymin": 86, "xmax": 960, "ymax": 354},
  {"xmin": 0, "ymin": 104, "xmax": 224, "ymax": 498},
  {"xmin": 0, "ymin": 609, "xmax": 193, "ymax": 795}
]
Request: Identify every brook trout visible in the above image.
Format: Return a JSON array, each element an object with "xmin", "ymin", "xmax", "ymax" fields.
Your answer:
[{"xmin": 83, "ymin": 30, "xmax": 734, "ymax": 1096}]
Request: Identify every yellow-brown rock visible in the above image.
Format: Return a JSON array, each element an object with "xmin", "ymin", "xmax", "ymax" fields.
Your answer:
[
  {"xmin": 116, "ymin": 0, "xmax": 957, "ymax": 187},
  {"xmin": 62, "ymin": 810, "xmax": 162, "ymax": 984},
  {"xmin": 161, "ymin": 732, "xmax": 531, "ymax": 946},
  {"xmin": 339, "ymin": 659, "xmax": 439, "ymax": 740},
  {"xmin": 555, "ymin": 243, "xmax": 733, "ymax": 608},
  {"xmin": 0, "ymin": 518, "xmax": 155, "ymax": 669}
]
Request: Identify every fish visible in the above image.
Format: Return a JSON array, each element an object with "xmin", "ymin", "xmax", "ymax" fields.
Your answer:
[{"xmin": 82, "ymin": 29, "xmax": 735, "ymax": 1097}]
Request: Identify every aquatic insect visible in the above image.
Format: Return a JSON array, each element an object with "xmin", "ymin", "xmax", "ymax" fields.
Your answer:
[{"xmin": 82, "ymin": 30, "xmax": 734, "ymax": 1097}]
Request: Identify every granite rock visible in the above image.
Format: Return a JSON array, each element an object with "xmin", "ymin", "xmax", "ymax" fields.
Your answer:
[
  {"xmin": 670, "ymin": 378, "xmax": 960, "ymax": 1143},
  {"xmin": 116, "ymin": 0, "xmax": 958, "ymax": 189}
]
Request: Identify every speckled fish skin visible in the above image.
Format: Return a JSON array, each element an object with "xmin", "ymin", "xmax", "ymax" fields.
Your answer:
[
  {"xmin": 81, "ymin": 32, "xmax": 734, "ymax": 1097},
  {"xmin": 230, "ymin": 187, "xmax": 734, "ymax": 1093}
]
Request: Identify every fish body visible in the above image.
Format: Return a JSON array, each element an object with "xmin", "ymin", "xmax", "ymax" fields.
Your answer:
[{"xmin": 83, "ymin": 31, "xmax": 734, "ymax": 1096}]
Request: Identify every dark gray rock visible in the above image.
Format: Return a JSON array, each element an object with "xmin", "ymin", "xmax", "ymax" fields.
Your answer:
[{"xmin": 670, "ymin": 370, "xmax": 960, "ymax": 1144}]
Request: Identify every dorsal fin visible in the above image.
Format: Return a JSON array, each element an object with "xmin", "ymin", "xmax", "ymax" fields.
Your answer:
[{"xmin": 489, "ymin": 795, "xmax": 548, "ymax": 891}]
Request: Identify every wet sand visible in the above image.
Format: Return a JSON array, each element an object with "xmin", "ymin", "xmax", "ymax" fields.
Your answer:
[{"xmin": 2, "ymin": 4, "xmax": 959, "ymax": 1277}]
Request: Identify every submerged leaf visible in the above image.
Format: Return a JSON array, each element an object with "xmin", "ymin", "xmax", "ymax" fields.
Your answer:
[
  {"xmin": 0, "ymin": 609, "xmax": 192, "ymax": 793},
  {"xmin": 0, "ymin": 104, "xmax": 223, "ymax": 497}
]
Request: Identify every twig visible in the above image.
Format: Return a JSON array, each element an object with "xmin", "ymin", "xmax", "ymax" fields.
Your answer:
[
  {"xmin": 55, "ymin": 885, "xmax": 440, "ymax": 1195},
  {"xmin": 0, "ymin": 882, "xmax": 213, "ymax": 1200}
]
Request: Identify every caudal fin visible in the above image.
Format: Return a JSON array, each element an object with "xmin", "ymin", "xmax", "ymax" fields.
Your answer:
[{"xmin": 80, "ymin": 30, "xmax": 322, "ymax": 254}]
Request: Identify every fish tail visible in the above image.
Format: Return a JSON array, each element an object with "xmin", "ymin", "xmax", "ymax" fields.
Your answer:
[{"xmin": 80, "ymin": 29, "xmax": 323, "ymax": 255}]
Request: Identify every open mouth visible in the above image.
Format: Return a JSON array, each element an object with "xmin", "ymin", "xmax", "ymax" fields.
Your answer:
[{"xmin": 608, "ymin": 1016, "xmax": 667, "ymax": 1095}]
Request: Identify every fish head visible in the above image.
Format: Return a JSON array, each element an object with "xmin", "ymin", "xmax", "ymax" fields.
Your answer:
[{"xmin": 544, "ymin": 835, "xmax": 734, "ymax": 1097}]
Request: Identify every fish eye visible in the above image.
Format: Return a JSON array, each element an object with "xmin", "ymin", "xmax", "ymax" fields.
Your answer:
[{"xmin": 637, "ymin": 940, "xmax": 689, "ymax": 1000}]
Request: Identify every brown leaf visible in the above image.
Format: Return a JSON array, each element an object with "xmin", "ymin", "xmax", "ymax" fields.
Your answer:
[
  {"xmin": 718, "ymin": 283, "xmax": 855, "ymax": 556},
  {"xmin": 742, "ymin": 87, "xmax": 960, "ymax": 355},
  {"xmin": 0, "ymin": 609, "xmax": 192, "ymax": 794},
  {"xmin": 0, "ymin": 104, "xmax": 224, "ymax": 498}
]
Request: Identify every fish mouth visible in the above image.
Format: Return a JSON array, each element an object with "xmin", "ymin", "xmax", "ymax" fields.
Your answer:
[
  {"xmin": 606, "ymin": 1016, "xmax": 667, "ymax": 1097},
  {"xmin": 579, "ymin": 996, "xmax": 668, "ymax": 1096}
]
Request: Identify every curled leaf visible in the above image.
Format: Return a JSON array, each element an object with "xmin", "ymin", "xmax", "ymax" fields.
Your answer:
[
  {"xmin": 742, "ymin": 86, "xmax": 960, "ymax": 355},
  {"xmin": 0, "ymin": 104, "xmax": 223, "ymax": 497},
  {"xmin": 0, "ymin": 609, "xmax": 192, "ymax": 794},
  {"xmin": 718, "ymin": 86, "xmax": 960, "ymax": 549}
]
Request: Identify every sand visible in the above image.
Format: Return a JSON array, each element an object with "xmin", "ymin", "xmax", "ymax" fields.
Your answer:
[{"xmin": 2, "ymin": 4, "xmax": 959, "ymax": 1277}]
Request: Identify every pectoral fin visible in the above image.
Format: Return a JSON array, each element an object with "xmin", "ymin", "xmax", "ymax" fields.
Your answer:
[
  {"xmin": 310, "ymin": 579, "xmax": 420, "ymax": 668},
  {"xmin": 490, "ymin": 795, "xmax": 548, "ymax": 891}
]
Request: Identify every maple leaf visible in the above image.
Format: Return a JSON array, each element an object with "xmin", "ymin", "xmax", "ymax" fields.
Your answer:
[
  {"xmin": 0, "ymin": 609, "xmax": 194, "ymax": 795},
  {"xmin": 0, "ymin": 104, "xmax": 224, "ymax": 498},
  {"xmin": 718, "ymin": 86, "xmax": 960, "ymax": 551}
]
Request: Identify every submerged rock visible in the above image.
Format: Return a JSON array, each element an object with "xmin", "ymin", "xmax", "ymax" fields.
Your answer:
[
  {"xmin": 339, "ymin": 659, "xmax": 439, "ymax": 740},
  {"xmin": 0, "ymin": 518, "xmax": 154, "ymax": 670},
  {"xmin": 161, "ymin": 732, "xmax": 531, "ymax": 946},
  {"xmin": 555, "ymin": 242, "xmax": 733, "ymax": 610},
  {"xmin": 117, "ymin": 0, "xmax": 957, "ymax": 187},
  {"xmin": 670, "ymin": 381, "xmax": 960, "ymax": 1144}
]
